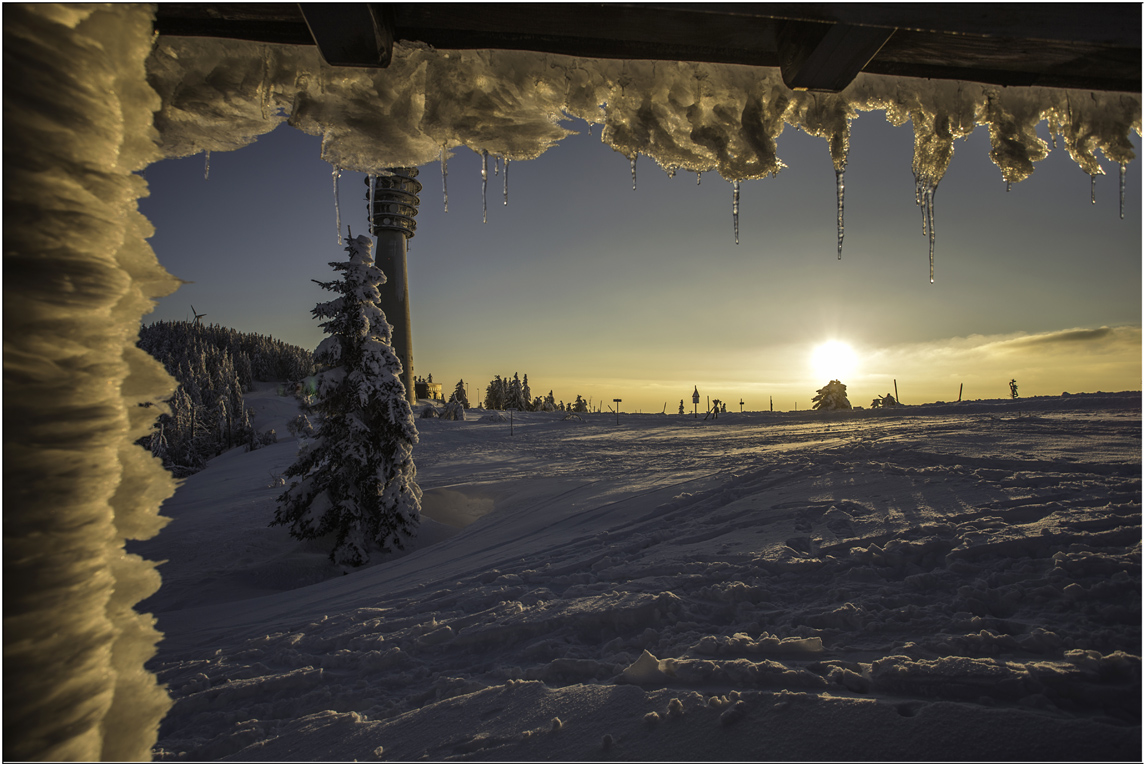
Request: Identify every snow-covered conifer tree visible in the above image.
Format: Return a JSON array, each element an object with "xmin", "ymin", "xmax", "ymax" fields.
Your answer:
[
  {"xmin": 484, "ymin": 376, "xmax": 504, "ymax": 410},
  {"xmin": 453, "ymin": 379, "xmax": 469, "ymax": 409},
  {"xmin": 811, "ymin": 380, "xmax": 852, "ymax": 411},
  {"xmin": 272, "ymin": 234, "xmax": 420, "ymax": 566},
  {"xmin": 506, "ymin": 372, "xmax": 527, "ymax": 410}
]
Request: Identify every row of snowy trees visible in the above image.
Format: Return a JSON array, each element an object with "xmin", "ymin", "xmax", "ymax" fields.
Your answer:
[
  {"xmin": 137, "ymin": 321, "xmax": 315, "ymax": 476},
  {"xmin": 480, "ymin": 373, "xmax": 589, "ymax": 412}
]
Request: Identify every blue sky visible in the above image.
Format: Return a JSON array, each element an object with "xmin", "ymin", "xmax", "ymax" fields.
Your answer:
[{"xmin": 140, "ymin": 112, "xmax": 1140, "ymax": 411}]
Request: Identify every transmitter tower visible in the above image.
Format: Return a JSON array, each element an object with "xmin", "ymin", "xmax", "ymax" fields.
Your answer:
[{"xmin": 366, "ymin": 170, "xmax": 421, "ymax": 405}]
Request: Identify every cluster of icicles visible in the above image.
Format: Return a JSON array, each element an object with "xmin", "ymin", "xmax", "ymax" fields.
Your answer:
[
  {"xmin": 159, "ymin": 38, "xmax": 1140, "ymax": 284},
  {"xmin": 307, "ymin": 135, "xmax": 1132, "ymax": 285}
]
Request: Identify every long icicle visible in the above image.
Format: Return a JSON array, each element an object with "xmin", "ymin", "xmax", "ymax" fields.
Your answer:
[
  {"xmin": 732, "ymin": 180, "xmax": 740, "ymax": 245},
  {"xmin": 440, "ymin": 147, "xmax": 449, "ymax": 213},
  {"xmin": 835, "ymin": 167, "xmax": 845, "ymax": 260},
  {"xmin": 494, "ymin": 155, "xmax": 500, "ymax": 176},
  {"xmin": 503, "ymin": 158, "xmax": 509, "ymax": 205},
  {"xmin": 368, "ymin": 174, "xmax": 375, "ymax": 233},
  {"xmin": 481, "ymin": 150, "xmax": 488, "ymax": 223},
  {"xmin": 630, "ymin": 154, "xmax": 637, "ymax": 190},
  {"xmin": 1091, "ymin": 174, "xmax": 1097, "ymax": 204},
  {"xmin": 924, "ymin": 180, "xmax": 937, "ymax": 283},
  {"xmin": 333, "ymin": 167, "xmax": 342, "ymax": 243},
  {"xmin": 1119, "ymin": 162, "xmax": 1126, "ymax": 219},
  {"xmin": 204, "ymin": 149, "xmax": 210, "ymax": 180}
]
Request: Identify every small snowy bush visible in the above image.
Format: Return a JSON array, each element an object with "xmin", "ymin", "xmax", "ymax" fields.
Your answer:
[
  {"xmin": 287, "ymin": 414, "xmax": 315, "ymax": 438},
  {"xmin": 441, "ymin": 397, "xmax": 466, "ymax": 421}
]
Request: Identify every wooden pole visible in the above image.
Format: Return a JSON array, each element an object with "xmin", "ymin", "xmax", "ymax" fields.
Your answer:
[
  {"xmin": 894, "ymin": 379, "xmax": 899, "ymax": 404},
  {"xmin": 958, "ymin": 383, "xmax": 963, "ymax": 402}
]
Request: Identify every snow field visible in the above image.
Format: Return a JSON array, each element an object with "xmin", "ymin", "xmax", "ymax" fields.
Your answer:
[{"xmin": 137, "ymin": 393, "xmax": 1141, "ymax": 760}]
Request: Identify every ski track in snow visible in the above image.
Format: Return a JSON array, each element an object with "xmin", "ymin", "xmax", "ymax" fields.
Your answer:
[{"xmin": 132, "ymin": 391, "xmax": 1142, "ymax": 761}]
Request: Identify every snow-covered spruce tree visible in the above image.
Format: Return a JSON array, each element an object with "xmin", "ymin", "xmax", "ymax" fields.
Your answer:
[
  {"xmin": 452, "ymin": 379, "xmax": 469, "ymax": 409},
  {"xmin": 812, "ymin": 379, "xmax": 852, "ymax": 411},
  {"xmin": 272, "ymin": 234, "xmax": 421, "ymax": 566}
]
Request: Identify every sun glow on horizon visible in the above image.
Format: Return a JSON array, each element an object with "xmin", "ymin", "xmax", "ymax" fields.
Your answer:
[{"xmin": 810, "ymin": 340, "xmax": 858, "ymax": 384}]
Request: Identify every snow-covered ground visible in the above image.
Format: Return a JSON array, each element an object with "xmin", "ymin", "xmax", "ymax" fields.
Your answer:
[{"xmin": 132, "ymin": 388, "xmax": 1141, "ymax": 761}]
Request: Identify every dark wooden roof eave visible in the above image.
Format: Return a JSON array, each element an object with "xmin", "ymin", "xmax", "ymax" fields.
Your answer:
[{"xmin": 151, "ymin": 3, "xmax": 1142, "ymax": 95}]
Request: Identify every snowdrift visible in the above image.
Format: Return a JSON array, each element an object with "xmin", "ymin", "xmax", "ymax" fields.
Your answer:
[{"xmin": 137, "ymin": 393, "xmax": 1141, "ymax": 761}]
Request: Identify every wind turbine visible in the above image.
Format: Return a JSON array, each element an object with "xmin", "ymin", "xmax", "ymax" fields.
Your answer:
[{"xmin": 191, "ymin": 305, "xmax": 206, "ymax": 326}]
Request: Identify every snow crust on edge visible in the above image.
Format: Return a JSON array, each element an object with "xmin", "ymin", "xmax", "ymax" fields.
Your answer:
[
  {"xmin": 4, "ymin": 5, "xmax": 181, "ymax": 761},
  {"xmin": 147, "ymin": 37, "xmax": 1141, "ymax": 187}
]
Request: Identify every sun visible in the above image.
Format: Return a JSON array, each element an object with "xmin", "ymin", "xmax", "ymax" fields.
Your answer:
[{"xmin": 810, "ymin": 340, "xmax": 858, "ymax": 382}]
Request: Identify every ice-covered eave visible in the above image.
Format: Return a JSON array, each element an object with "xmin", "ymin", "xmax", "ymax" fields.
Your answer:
[{"xmin": 149, "ymin": 37, "xmax": 1141, "ymax": 190}]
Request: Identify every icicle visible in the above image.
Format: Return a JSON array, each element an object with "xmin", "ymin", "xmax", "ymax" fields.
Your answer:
[
  {"xmin": 494, "ymin": 155, "xmax": 501, "ymax": 176},
  {"xmin": 696, "ymin": 171, "xmax": 702, "ymax": 186},
  {"xmin": 588, "ymin": 123, "xmax": 594, "ymax": 137},
  {"xmin": 1119, "ymin": 162, "xmax": 1126, "ymax": 220},
  {"xmin": 915, "ymin": 177, "xmax": 938, "ymax": 283},
  {"xmin": 667, "ymin": 166, "xmax": 677, "ymax": 179},
  {"xmin": 333, "ymin": 167, "xmax": 343, "ymax": 243},
  {"xmin": 1006, "ymin": 181, "xmax": 1011, "ymax": 193},
  {"xmin": 368, "ymin": 174, "xmax": 375, "ymax": 233},
  {"xmin": 732, "ymin": 180, "xmax": 740, "ymax": 245},
  {"xmin": 1091, "ymin": 174, "xmax": 1097, "ymax": 204},
  {"xmin": 835, "ymin": 168, "xmax": 845, "ymax": 260},
  {"xmin": 440, "ymin": 147, "xmax": 449, "ymax": 213},
  {"xmin": 630, "ymin": 154, "xmax": 637, "ymax": 190},
  {"xmin": 203, "ymin": 150, "xmax": 210, "ymax": 180},
  {"xmin": 503, "ymin": 158, "xmax": 509, "ymax": 206},
  {"xmin": 481, "ymin": 150, "xmax": 488, "ymax": 223}
]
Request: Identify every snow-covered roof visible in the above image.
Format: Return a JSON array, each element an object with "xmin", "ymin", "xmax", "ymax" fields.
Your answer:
[{"xmin": 148, "ymin": 35, "xmax": 1140, "ymax": 192}]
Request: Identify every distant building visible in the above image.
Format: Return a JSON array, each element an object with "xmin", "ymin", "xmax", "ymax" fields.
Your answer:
[{"xmin": 415, "ymin": 377, "xmax": 443, "ymax": 400}]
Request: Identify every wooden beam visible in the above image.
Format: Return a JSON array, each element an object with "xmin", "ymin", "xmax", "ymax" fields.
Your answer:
[
  {"xmin": 298, "ymin": 3, "xmax": 394, "ymax": 68},
  {"xmin": 150, "ymin": 3, "xmax": 1141, "ymax": 93},
  {"xmin": 776, "ymin": 20, "xmax": 895, "ymax": 91}
]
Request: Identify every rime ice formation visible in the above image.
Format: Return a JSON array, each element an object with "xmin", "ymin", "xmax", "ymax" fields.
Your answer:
[
  {"xmin": 5, "ymin": 4, "xmax": 180, "ymax": 761},
  {"xmin": 146, "ymin": 37, "xmax": 1140, "ymax": 275}
]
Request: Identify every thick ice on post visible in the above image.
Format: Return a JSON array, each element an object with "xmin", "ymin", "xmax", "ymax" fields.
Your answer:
[{"xmin": 6, "ymin": 4, "xmax": 181, "ymax": 760}]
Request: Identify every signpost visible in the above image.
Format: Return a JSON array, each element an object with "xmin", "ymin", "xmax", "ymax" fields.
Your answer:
[
  {"xmin": 692, "ymin": 386, "xmax": 700, "ymax": 418},
  {"xmin": 739, "ymin": 398, "xmax": 744, "ymax": 413},
  {"xmin": 613, "ymin": 399, "xmax": 622, "ymax": 425}
]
